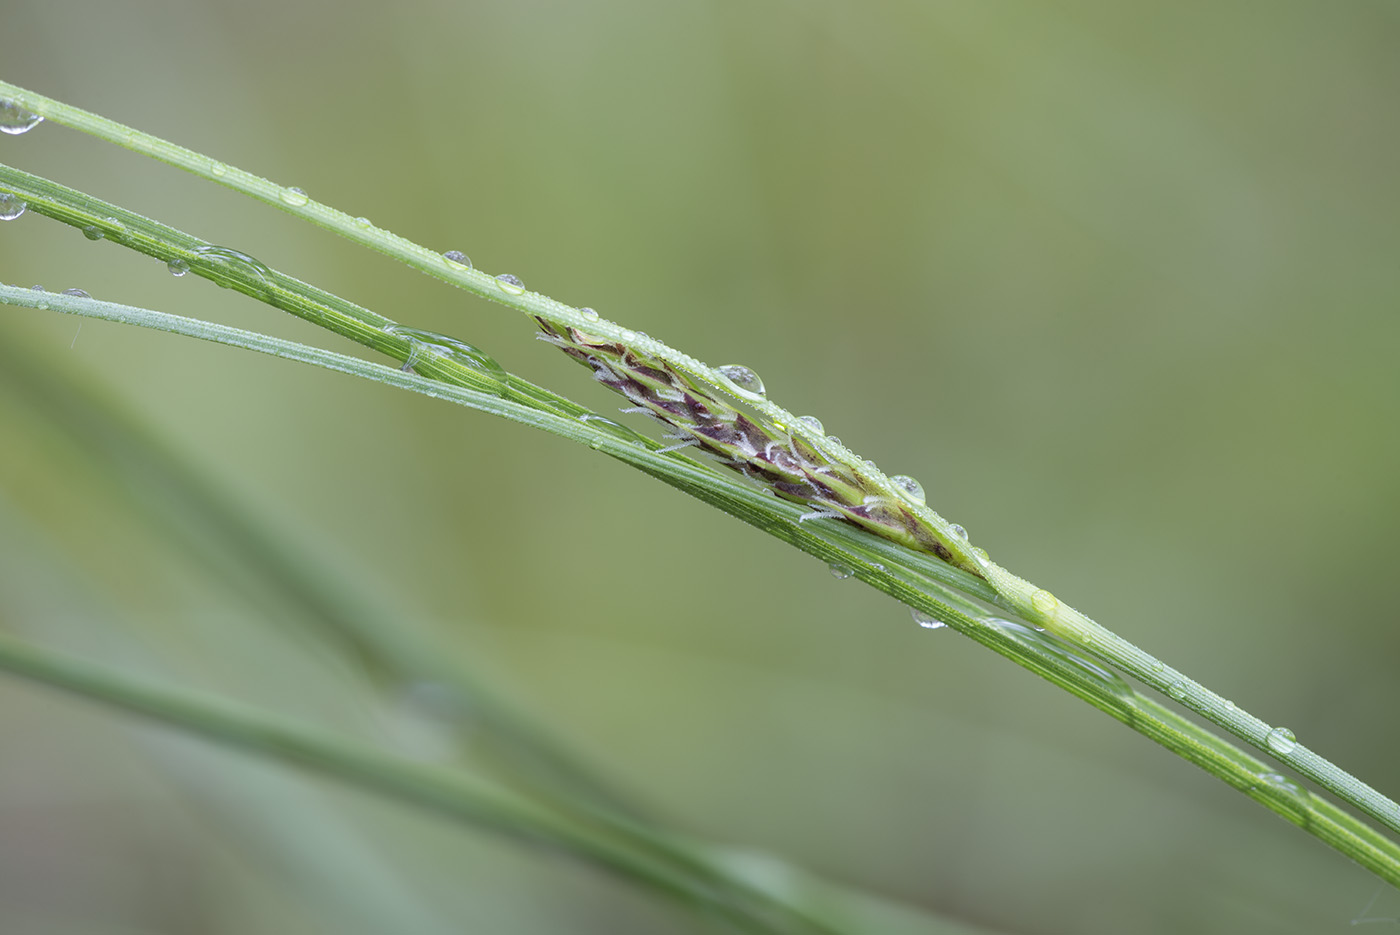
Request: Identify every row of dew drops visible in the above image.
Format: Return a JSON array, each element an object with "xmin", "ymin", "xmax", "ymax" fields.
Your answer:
[{"xmin": 7, "ymin": 95, "xmax": 1311, "ymax": 805}]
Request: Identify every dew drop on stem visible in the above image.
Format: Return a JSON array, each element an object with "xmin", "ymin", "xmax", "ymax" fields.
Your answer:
[
  {"xmin": 495, "ymin": 273, "xmax": 526, "ymax": 295},
  {"xmin": 578, "ymin": 306, "xmax": 600, "ymax": 322},
  {"xmin": 280, "ymin": 186, "xmax": 309, "ymax": 207},
  {"xmin": 60, "ymin": 288, "xmax": 91, "ymax": 297},
  {"xmin": 890, "ymin": 474, "xmax": 925, "ymax": 504},
  {"xmin": 1266, "ymin": 726, "xmax": 1298, "ymax": 755},
  {"xmin": 717, "ymin": 364, "xmax": 765, "ymax": 399},
  {"xmin": 911, "ymin": 608, "xmax": 946, "ymax": 629},
  {"xmin": 443, "ymin": 250, "xmax": 472, "ymax": 270},
  {"xmin": 81, "ymin": 225, "xmax": 104, "ymax": 241},
  {"xmin": 168, "ymin": 258, "xmax": 191, "ymax": 277},
  {"xmin": 795, "ymin": 415, "xmax": 824, "ymax": 434},
  {"xmin": 827, "ymin": 562, "xmax": 854, "ymax": 580}
]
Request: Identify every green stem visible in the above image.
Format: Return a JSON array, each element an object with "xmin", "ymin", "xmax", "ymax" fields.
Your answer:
[
  {"xmin": 0, "ymin": 626, "xmax": 838, "ymax": 935},
  {"xmin": 6, "ymin": 283, "xmax": 1398, "ymax": 889}
]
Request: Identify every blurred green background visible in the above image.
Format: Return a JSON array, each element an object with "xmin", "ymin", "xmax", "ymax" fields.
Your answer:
[{"xmin": 2, "ymin": 1, "xmax": 1399, "ymax": 932}]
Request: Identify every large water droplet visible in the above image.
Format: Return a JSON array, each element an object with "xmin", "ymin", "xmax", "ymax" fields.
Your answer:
[
  {"xmin": 911, "ymin": 608, "xmax": 946, "ymax": 629},
  {"xmin": 795, "ymin": 415, "xmax": 824, "ymax": 434},
  {"xmin": 385, "ymin": 326, "xmax": 508, "ymax": 388},
  {"xmin": 103, "ymin": 217, "xmax": 127, "ymax": 240},
  {"xmin": 443, "ymin": 250, "xmax": 472, "ymax": 270},
  {"xmin": 1167, "ymin": 680, "xmax": 1188, "ymax": 700},
  {"xmin": 495, "ymin": 273, "xmax": 526, "ymax": 295},
  {"xmin": 60, "ymin": 287, "xmax": 91, "ymax": 297},
  {"xmin": 1266, "ymin": 726, "xmax": 1297, "ymax": 755},
  {"xmin": 0, "ymin": 193, "xmax": 27, "ymax": 221},
  {"xmin": 280, "ymin": 186, "xmax": 309, "ymax": 206},
  {"xmin": 890, "ymin": 474, "xmax": 925, "ymax": 504},
  {"xmin": 578, "ymin": 306, "xmax": 600, "ymax": 322},
  {"xmin": 1030, "ymin": 589, "xmax": 1058, "ymax": 615},
  {"xmin": 81, "ymin": 225, "xmax": 104, "ymax": 241},
  {"xmin": 168, "ymin": 258, "xmax": 191, "ymax": 277},
  {"xmin": 0, "ymin": 101, "xmax": 44, "ymax": 135},
  {"xmin": 716, "ymin": 364, "xmax": 766, "ymax": 399},
  {"xmin": 949, "ymin": 524, "xmax": 968, "ymax": 540},
  {"xmin": 192, "ymin": 245, "xmax": 273, "ymax": 294},
  {"xmin": 210, "ymin": 161, "xmax": 228, "ymax": 177},
  {"xmin": 577, "ymin": 413, "xmax": 646, "ymax": 444},
  {"xmin": 827, "ymin": 562, "xmax": 854, "ymax": 580},
  {"xmin": 987, "ymin": 618, "xmax": 1134, "ymax": 705}
]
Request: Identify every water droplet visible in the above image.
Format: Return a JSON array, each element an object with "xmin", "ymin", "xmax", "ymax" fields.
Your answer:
[
  {"xmin": 167, "ymin": 258, "xmax": 191, "ymax": 277},
  {"xmin": 1257, "ymin": 772, "xmax": 1305, "ymax": 797},
  {"xmin": 60, "ymin": 288, "xmax": 91, "ymax": 298},
  {"xmin": 355, "ymin": 216, "xmax": 373, "ymax": 228},
  {"xmin": 210, "ymin": 161, "xmax": 228, "ymax": 177},
  {"xmin": 794, "ymin": 415, "xmax": 824, "ymax": 434},
  {"xmin": 578, "ymin": 306, "xmax": 600, "ymax": 322},
  {"xmin": 280, "ymin": 186, "xmax": 309, "ymax": 207},
  {"xmin": 29, "ymin": 284, "xmax": 45, "ymax": 292},
  {"xmin": 716, "ymin": 364, "xmax": 766, "ymax": 399},
  {"xmin": 385, "ymin": 326, "xmax": 508, "ymax": 388},
  {"xmin": 949, "ymin": 524, "xmax": 968, "ymax": 540},
  {"xmin": 1149, "ymin": 661, "xmax": 1166, "ymax": 675},
  {"xmin": 987, "ymin": 618, "xmax": 1135, "ymax": 705},
  {"xmin": 81, "ymin": 225, "xmax": 105, "ymax": 241},
  {"xmin": 191, "ymin": 245, "xmax": 273, "ymax": 294},
  {"xmin": 911, "ymin": 608, "xmax": 946, "ymax": 630},
  {"xmin": 0, "ymin": 193, "xmax": 27, "ymax": 221},
  {"xmin": 0, "ymin": 100, "xmax": 44, "ymax": 135},
  {"xmin": 1266, "ymin": 726, "xmax": 1297, "ymax": 755},
  {"xmin": 827, "ymin": 562, "xmax": 854, "ymax": 579},
  {"xmin": 1167, "ymin": 680, "xmax": 1188, "ymax": 700},
  {"xmin": 577, "ymin": 413, "xmax": 646, "ymax": 444},
  {"xmin": 495, "ymin": 273, "xmax": 526, "ymax": 295},
  {"xmin": 1029, "ymin": 589, "xmax": 1058, "ymax": 615},
  {"xmin": 890, "ymin": 474, "xmax": 925, "ymax": 504},
  {"xmin": 619, "ymin": 328, "xmax": 638, "ymax": 342},
  {"xmin": 443, "ymin": 250, "xmax": 472, "ymax": 270},
  {"xmin": 103, "ymin": 217, "xmax": 127, "ymax": 240}
]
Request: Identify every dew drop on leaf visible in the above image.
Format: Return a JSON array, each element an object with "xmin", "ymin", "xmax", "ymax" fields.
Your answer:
[
  {"xmin": 0, "ymin": 193, "xmax": 27, "ymax": 221},
  {"xmin": 0, "ymin": 100, "xmax": 44, "ymax": 135}
]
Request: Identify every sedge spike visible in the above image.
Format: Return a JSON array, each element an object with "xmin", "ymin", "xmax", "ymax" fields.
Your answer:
[{"xmin": 536, "ymin": 319, "xmax": 971, "ymax": 570}]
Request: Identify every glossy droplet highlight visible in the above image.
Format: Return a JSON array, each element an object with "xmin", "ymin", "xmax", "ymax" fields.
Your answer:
[
  {"xmin": 890, "ymin": 474, "xmax": 925, "ymax": 504},
  {"xmin": 1266, "ymin": 726, "xmax": 1297, "ymax": 755},
  {"xmin": 716, "ymin": 364, "xmax": 766, "ymax": 399},
  {"xmin": 1167, "ymin": 680, "xmax": 1188, "ymax": 700},
  {"xmin": 578, "ymin": 306, "xmax": 600, "ymax": 322},
  {"xmin": 911, "ymin": 608, "xmax": 946, "ymax": 630},
  {"xmin": 496, "ymin": 273, "xmax": 526, "ymax": 295},
  {"xmin": 949, "ymin": 524, "xmax": 968, "ymax": 540},
  {"xmin": 443, "ymin": 250, "xmax": 472, "ymax": 270},
  {"xmin": 827, "ymin": 562, "xmax": 854, "ymax": 580},
  {"xmin": 0, "ymin": 193, "xmax": 27, "ymax": 221},
  {"xmin": 795, "ymin": 415, "xmax": 824, "ymax": 434},
  {"xmin": 103, "ymin": 217, "xmax": 127, "ymax": 239},
  {"xmin": 0, "ymin": 101, "xmax": 44, "ymax": 135},
  {"xmin": 60, "ymin": 288, "xmax": 91, "ymax": 297},
  {"xmin": 1029, "ymin": 589, "xmax": 1058, "ymax": 615},
  {"xmin": 168, "ymin": 258, "xmax": 191, "ymax": 277},
  {"xmin": 355, "ymin": 216, "xmax": 373, "ymax": 229},
  {"xmin": 280, "ymin": 186, "xmax": 309, "ymax": 206},
  {"xmin": 81, "ymin": 225, "xmax": 105, "ymax": 241},
  {"xmin": 210, "ymin": 161, "xmax": 228, "ymax": 177}
]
